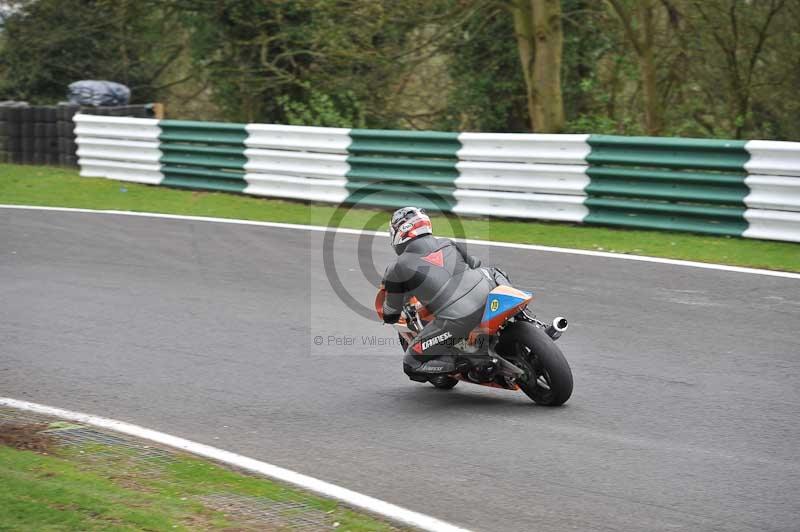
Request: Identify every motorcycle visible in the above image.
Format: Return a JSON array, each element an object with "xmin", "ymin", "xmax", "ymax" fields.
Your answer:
[{"xmin": 375, "ymin": 284, "xmax": 573, "ymax": 406}]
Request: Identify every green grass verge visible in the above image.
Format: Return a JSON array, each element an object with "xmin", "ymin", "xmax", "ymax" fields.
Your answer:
[
  {"xmin": 1, "ymin": 163, "xmax": 798, "ymax": 272},
  {"xmin": 0, "ymin": 442, "xmax": 398, "ymax": 531}
]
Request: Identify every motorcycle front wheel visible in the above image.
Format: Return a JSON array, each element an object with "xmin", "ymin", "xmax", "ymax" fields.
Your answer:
[{"xmin": 500, "ymin": 321, "xmax": 573, "ymax": 406}]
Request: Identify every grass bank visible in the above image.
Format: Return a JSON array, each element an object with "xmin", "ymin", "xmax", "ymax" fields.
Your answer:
[
  {"xmin": 1, "ymin": 163, "xmax": 798, "ymax": 272},
  {"xmin": 0, "ymin": 420, "xmax": 402, "ymax": 531}
]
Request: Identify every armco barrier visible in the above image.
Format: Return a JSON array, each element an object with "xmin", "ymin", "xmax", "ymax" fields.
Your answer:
[
  {"xmin": 345, "ymin": 130, "xmax": 461, "ymax": 211},
  {"xmin": 159, "ymin": 120, "xmax": 249, "ymax": 193},
  {"xmin": 73, "ymin": 114, "xmax": 800, "ymax": 243},
  {"xmin": 743, "ymin": 140, "xmax": 800, "ymax": 240},
  {"xmin": 244, "ymin": 124, "xmax": 350, "ymax": 203},
  {"xmin": 584, "ymin": 136, "xmax": 751, "ymax": 235},
  {"xmin": 454, "ymin": 133, "xmax": 590, "ymax": 222},
  {"xmin": 75, "ymin": 115, "xmax": 162, "ymax": 185}
]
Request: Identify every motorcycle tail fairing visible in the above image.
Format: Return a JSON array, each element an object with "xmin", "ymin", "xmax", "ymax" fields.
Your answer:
[{"xmin": 473, "ymin": 285, "xmax": 533, "ymax": 336}]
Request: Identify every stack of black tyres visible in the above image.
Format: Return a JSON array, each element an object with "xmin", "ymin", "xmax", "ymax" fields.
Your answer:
[
  {"xmin": 0, "ymin": 102, "xmax": 30, "ymax": 165},
  {"xmin": 0, "ymin": 103, "xmax": 155, "ymax": 167}
]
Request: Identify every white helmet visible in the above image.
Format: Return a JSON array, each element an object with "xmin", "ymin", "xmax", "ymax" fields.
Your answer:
[{"xmin": 389, "ymin": 207, "xmax": 432, "ymax": 249}]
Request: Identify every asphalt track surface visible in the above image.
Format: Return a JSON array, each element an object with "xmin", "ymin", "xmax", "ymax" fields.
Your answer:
[{"xmin": 2, "ymin": 208, "xmax": 799, "ymax": 532}]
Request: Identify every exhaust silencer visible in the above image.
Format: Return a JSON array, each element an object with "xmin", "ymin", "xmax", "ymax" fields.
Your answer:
[{"xmin": 545, "ymin": 316, "xmax": 568, "ymax": 341}]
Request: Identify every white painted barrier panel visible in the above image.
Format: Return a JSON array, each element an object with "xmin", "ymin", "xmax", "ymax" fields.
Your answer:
[
  {"xmin": 455, "ymin": 161, "xmax": 588, "ymax": 195},
  {"xmin": 246, "ymin": 124, "xmax": 351, "ymax": 154},
  {"xmin": 75, "ymin": 114, "xmax": 164, "ymax": 185},
  {"xmin": 458, "ymin": 133, "xmax": 590, "ymax": 164},
  {"xmin": 76, "ymin": 138, "xmax": 161, "ymax": 164},
  {"xmin": 74, "ymin": 114, "xmax": 161, "ymax": 141},
  {"xmin": 244, "ymin": 173, "xmax": 349, "ymax": 203},
  {"xmin": 745, "ymin": 140, "xmax": 800, "ymax": 177},
  {"xmin": 78, "ymin": 158, "xmax": 163, "ymax": 185},
  {"xmin": 743, "ymin": 209, "xmax": 800, "ymax": 243},
  {"xmin": 744, "ymin": 175, "xmax": 800, "ymax": 212},
  {"xmin": 244, "ymin": 149, "xmax": 349, "ymax": 180},
  {"xmin": 453, "ymin": 189, "xmax": 588, "ymax": 222}
]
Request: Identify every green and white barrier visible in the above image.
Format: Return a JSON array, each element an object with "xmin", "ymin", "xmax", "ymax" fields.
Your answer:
[{"xmin": 74, "ymin": 114, "xmax": 800, "ymax": 243}]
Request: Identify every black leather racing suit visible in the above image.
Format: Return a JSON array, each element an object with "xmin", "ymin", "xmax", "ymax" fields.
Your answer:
[{"xmin": 381, "ymin": 234, "xmax": 495, "ymax": 375}]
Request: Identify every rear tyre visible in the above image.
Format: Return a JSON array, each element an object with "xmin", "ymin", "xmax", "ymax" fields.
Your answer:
[
  {"xmin": 429, "ymin": 375, "xmax": 459, "ymax": 390},
  {"xmin": 501, "ymin": 321, "xmax": 573, "ymax": 406}
]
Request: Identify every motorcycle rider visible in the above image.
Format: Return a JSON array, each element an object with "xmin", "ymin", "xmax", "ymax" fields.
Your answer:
[{"xmin": 380, "ymin": 207, "xmax": 505, "ymax": 380}]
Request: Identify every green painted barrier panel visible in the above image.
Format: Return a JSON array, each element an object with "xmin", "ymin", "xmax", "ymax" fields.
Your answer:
[
  {"xmin": 158, "ymin": 174, "xmax": 247, "ymax": 193},
  {"xmin": 346, "ymin": 171, "xmax": 458, "ymax": 187},
  {"xmin": 585, "ymin": 134, "xmax": 750, "ymax": 235},
  {"xmin": 161, "ymin": 119, "xmax": 248, "ymax": 131},
  {"xmin": 160, "ymin": 144, "xmax": 246, "ymax": 157},
  {"xmin": 585, "ymin": 197, "xmax": 746, "ymax": 218},
  {"xmin": 345, "ymin": 129, "xmax": 461, "ymax": 209},
  {"xmin": 348, "ymin": 156, "xmax": 458, "ymax": 173},
  {"xmin": 161, "ymin": 155, "xmax": 247, "ymax": 170},
  {"xmin": 347, "ymin": 156, "xmax": 458, "ymax": 186},
  {"xmin": 344, "ymin": 191, "xmax": 456, "ymax": 212},
  {"xmin": 585, "ymin": 180, "xmax": 747, "ymax": 204},
  {"xmin": 584, "ymin": 210, "xmax": 747, "ymax": 236},
  {"xmin": 584, "ymin": 197, "xmax": 747, "ymax": 236},
  {"xmin": 348, "ymin": 130, "xmax": 461, "ymax": 157},
  {"xmin": 159, "ymin": 166, "xmax": 246, "ymax": 181},
  {"xmin": 345, "ymin": 181, "xmax": 456, "ymax": 197},
  {"xmin": 159, "ymin": 120, "xmax": 248, "ymax": 192},
  {"xmin": 344, "ymin": 182, "xmax": 456, "ymax": 212},
  {"xmin": 159, "ymin": 120, "xmax": 248, "ymax": 145},
  {"xmin": 586, "ymin": 166, "xmax": 746, "ymax": 186},
  {"xmin": 584, "ymin": 212, "xmax": 747, "ymax": 235},
  {"xmin": 587, "ymin": 135, "xmax": 749, "ymax": 171}
]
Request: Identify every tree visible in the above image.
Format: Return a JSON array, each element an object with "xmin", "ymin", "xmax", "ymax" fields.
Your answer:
[
  {"xmin": 441, "ymin": 3, "xmax": 528, "ymax": 132},
  {"xmin": 181, "ymin": 0, "xmax": 455, "ymax": 127},
  {"xmin": 510, "ymin": 0, "xmax": 565, "ymax": 132},
  {"xmin": 689, "ymin": 0, "xmax": 789, "ymax": 138},
  {"xmin": 606, "ymin": 0, "xmax": 662, "ymax": 135},
  {"xmin": 0, "ymin": 0, "xmax": 188, "ymax": 104},
  {"xmin": 2, "ymin": 0, "xmax": 799, "ymax": 138}
]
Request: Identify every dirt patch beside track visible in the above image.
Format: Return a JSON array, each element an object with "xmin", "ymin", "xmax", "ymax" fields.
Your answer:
[{"xmin": 0, "ymin": 422, "xmax": 54, "ymax": 453}]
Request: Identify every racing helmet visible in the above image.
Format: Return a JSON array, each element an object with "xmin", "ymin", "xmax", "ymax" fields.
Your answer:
[{"xmin": 389, "ymin": 207, "xmax": 432, "ymax": 250}]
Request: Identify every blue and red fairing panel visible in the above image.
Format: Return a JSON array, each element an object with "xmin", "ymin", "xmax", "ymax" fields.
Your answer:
[{"xmin": 475, "ymin": 285, "xmax": 533, "ymax": 335}]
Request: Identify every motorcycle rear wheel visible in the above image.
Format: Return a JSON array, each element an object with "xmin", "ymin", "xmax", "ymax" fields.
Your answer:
[{"xmin": 501, "ymin": 321, "xmax": 573, "ymax": 406}]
